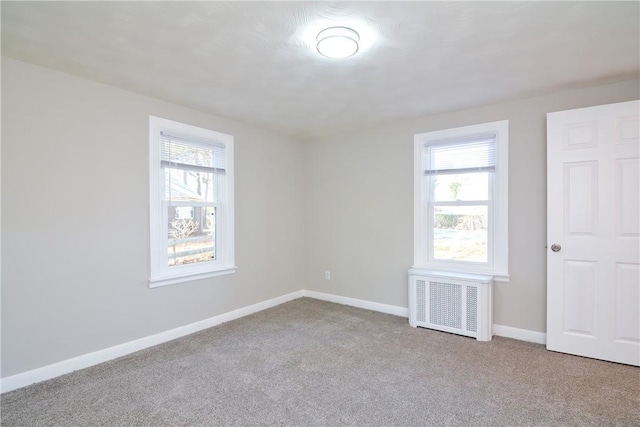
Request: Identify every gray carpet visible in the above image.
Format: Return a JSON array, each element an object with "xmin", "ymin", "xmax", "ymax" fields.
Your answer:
[{"xmin": 2, "ymin": 298, "xmax": 639, "ymax": 426}]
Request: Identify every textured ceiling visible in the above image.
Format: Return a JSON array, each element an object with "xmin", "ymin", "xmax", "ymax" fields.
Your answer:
[{"xmin": 2, "ymin": 1, "xmax": 639, "ymax": 139}]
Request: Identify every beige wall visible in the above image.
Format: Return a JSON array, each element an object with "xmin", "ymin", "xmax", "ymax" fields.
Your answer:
[
  {"xmin": 304, "ymin": 79, "xmax": 640, "ymax": 333},
  {"xmin": 3, "ymin": 54, "xmax": 638, "ymax": 379},
  {"xmin": 1, "ymin": 57, "xmax": 305, "ymax": 377}
]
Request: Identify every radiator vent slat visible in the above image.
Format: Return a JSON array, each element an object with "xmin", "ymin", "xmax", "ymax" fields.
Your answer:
[
  {"xmin": 416, "ymin": 280, "xmax": 426, "ymax": 322},
  {"xmin": 467, "ymin": 286, "xmax": 478, "ymax": 333},
  {"xmin": 429, "ymin": 281, "xmax": 462, "ymax": 330}
]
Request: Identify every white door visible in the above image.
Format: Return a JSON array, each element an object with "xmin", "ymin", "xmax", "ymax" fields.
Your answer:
[{"xmin": 547, "ymin": 100, "xmax": 640, "ymax": 366}]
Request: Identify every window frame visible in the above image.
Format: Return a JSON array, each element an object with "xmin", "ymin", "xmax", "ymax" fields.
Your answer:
[
  {"xmin": 413, "ymin": 120, "xmax": 509, "ymax": 281},
  {"xmin": 149, "ymin": 116, "xmax": 235, "ymax": 288}
]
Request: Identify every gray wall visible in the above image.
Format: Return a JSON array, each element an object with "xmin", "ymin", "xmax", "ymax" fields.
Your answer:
[
  {"xmin": 1, "ymin": 57, "xmax": 305, "ymax": 377},
  {"xmin": 304, "ymin": 79, "xmax": 639, "ymax": 333}
]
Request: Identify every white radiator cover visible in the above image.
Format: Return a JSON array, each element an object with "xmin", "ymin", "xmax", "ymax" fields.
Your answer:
[{"xmin": 408, "ymin": 269, "xmax": 493, "ymax": 341}]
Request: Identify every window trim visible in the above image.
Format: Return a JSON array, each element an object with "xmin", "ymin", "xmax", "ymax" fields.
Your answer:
[
  {"xmin": 149, "ymin": 116, "xmax": 236, "ymax": 288},
  {"xmin": 413, "ymin": 120, "xmax": 509, "ymax": 281}
]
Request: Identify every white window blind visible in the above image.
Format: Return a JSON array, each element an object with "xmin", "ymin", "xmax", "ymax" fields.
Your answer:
[
  {"xmin": 424, "ymin": 135, "xmax": 496, "ymax": 175},
  {"xmin": 161, "ymin": 131, "xmax": 226, "ymax": 174}
]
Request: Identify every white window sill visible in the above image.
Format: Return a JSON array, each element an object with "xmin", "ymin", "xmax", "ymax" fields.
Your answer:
[
  {"xmin": 149, "ymin": 266, "xmax": 237, "ymax": 288},
  {"xmin": 491, "ymin": 273, "xmax": 510, "ymax": 283},
  {"xmin": 409, "ymin": 266, "xmax": 510, "ymax": 283}
]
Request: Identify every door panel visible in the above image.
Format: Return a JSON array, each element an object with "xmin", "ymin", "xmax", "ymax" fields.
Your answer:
[
  {"xmin": 547, "ymin": 100, "xmax": 640, "ymax": 366},
  {"xmin": 563, "ymin": 260, "xmax": 597, "ymax": 336},
  {"xmin": 617, "ymin": 158, "xmax": 639, "ymax": 235},
  {"xmin": 615, "ymin": 263, "xmax": 639, "ymax": 343},
  {"xmin": 564, "ymin": 161, "xmax": 598, "ymax": 234}
]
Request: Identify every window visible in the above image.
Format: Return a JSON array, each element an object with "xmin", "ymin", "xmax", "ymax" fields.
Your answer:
[
  {"xmin": 414, "ymin": 120, "xmax": 508, "ymax": 281},
  {"xmin": 149, "ymin": 116, "xmax": 235, "ymax": 287}
]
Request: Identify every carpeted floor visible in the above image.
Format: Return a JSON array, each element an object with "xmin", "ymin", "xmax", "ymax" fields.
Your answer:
[{"xmin": 2, "ymin": 297, "xmax": 639, "ymax": 426}]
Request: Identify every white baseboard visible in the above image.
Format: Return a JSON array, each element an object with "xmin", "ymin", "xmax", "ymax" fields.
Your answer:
[
  {"xmin": 1, "ymin": 289, "xmax": 544, "ymax": 394},
  {"xmin": 493, "ymin": 324, "xmax": 546, "ymax": 345},
  {"xmin": 302, "ymin": 290, "xmax": 409, "ymax": 318},
  {"xmin": 0, "ymin": 290, "xmax": 304, "ymax": 394}
]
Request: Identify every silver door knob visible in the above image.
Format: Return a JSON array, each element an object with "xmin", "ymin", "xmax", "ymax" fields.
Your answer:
[{"xmin": 551, "ymin": 244, "xmax": 561, "ymax": 252}]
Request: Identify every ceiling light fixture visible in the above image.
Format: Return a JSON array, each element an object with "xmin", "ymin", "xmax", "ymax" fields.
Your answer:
[{"xmin": 316, "ymin": 26, "xmax": 360, "ymax": 59}]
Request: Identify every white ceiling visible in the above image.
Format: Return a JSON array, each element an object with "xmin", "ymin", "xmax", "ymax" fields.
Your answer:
[{"xmin": 2, "ymin": 1, "xmax": 639, "ymax": 139}]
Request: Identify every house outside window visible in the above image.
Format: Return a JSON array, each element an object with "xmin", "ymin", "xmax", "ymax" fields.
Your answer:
[
  {"xmin": 413, "ymin": 120, "xmax": 509, "ymax": 281},
  {"xmin": 149, "ymin": 116, "xmax": 235, "ymax": 287}
]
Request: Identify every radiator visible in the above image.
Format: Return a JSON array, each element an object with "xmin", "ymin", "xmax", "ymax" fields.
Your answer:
[{"xmin": 408, "ymin": 269, "xmax": 493, "ymax": 341}]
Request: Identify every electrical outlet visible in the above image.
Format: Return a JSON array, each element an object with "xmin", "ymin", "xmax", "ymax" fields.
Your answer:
[{"xmin": 324, "ymin": 270, "xmax": 331, "ymax": 280}]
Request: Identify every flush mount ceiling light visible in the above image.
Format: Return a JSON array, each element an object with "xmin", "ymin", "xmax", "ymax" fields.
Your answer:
[{"xmin": 316, "ymin": 26, "xmax": 360, "ymax": 59}]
